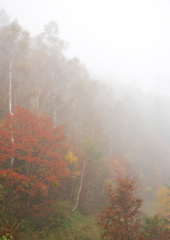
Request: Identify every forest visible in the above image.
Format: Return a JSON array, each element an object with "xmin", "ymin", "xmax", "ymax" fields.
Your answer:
[{"xmin": 0, "ymin": 9, "xmax": 169, "ymax": 240}]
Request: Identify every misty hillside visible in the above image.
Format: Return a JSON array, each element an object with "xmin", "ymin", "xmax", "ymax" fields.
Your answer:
[{"xmin": 0, "ymin": 9, "xmax": 169, "ymax": 240}]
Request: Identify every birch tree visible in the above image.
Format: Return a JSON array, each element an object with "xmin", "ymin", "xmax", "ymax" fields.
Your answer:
[
  {"xmin": 41, "ymin": 21, "xmax": 68, "ymax": 124},
  {"xmin": 0, "ymin": 20, "xmax": 29, "ymax": 166},
  {"xmin": 0, "ymin": 20, "xmax": 29, "ymax": 110}
]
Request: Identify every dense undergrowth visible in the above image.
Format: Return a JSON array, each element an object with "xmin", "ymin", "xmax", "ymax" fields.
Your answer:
[{"xmin": 20, "ymin": 201, "xmax": 100, "ymax": 240}]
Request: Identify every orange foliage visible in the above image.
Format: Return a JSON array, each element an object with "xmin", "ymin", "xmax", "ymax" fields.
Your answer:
[
  {"xmin": 0, "ymin": 107, "xmax": 69, "ymax": 197},
  {"xmin": 99, "ymin": 176, "xmax": 143, "ymax": 240}
]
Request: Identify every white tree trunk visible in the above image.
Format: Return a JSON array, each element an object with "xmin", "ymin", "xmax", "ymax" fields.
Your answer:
[
  {"xmin": 72, "ymin": 161, "xmax": 86, "ymax": 212},
  {"xmin": 52, "ymin": 72, "xmax": 57, "ymax": 123},
  {"xmin": 9, "ymin": 62, "xmax": 13, "ymax": 115},
  {"xmin": 9, "ymin": 61, "xmax": 14, "ymax": 167},
  {"xmin": 53, "ymin": 88, "xmax": 56, "ymax": 123}
]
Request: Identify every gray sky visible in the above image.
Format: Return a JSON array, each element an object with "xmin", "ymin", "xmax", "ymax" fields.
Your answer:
[{"xmin": 1, "ymin": 0, "xmax": 170, "ymax": 94}]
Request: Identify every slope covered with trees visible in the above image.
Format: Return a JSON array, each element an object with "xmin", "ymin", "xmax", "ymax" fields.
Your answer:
[{"xmin": 0, "ymin": 10, "xmax": 169, "ymax": 239}]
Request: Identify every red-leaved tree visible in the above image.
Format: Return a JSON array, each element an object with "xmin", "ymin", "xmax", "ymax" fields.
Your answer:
[
  {"xmin": 99, "ymin": 176, "xmax": 143, "ymax": 240},
  {"xmin": 0, "ymin": 107, "xmax": 68, "ymax": 238}
]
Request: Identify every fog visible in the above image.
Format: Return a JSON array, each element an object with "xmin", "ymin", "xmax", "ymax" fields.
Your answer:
[
  {"xmin": 0, "ymin": 1, "xmax": 170, "ymax": 239},
  {"xmin": 1, "ymin": 0, "xmax": 170, "ymax": 94}
]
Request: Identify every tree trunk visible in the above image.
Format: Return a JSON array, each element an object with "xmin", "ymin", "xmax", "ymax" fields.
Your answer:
[
  {"xmin": 72, "ymin": 161, "xmax": 86, "ymax": 212},
  {"xmin": 9, "ymin": 61, "xmax": 14, "ymax": 167}
]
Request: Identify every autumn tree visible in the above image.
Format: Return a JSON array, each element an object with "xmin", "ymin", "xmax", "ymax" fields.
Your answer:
[
  {"xmin": 99, "ymin": 176, "xmax": 143, "ymax": 240},
  {"xmin": 139, "ymin": 214, "xmax": 170, "ymax": 240},
  {"xmin": 0, "ymin": 107, "xmax": 68, "ymax": 238}
]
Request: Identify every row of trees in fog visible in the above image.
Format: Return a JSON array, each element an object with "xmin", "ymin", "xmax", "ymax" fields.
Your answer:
[{"xmin": 0, "ymin": 9, "xmax": 169, "ymax": 239}]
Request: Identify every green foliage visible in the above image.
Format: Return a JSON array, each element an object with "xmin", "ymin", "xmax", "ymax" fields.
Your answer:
[
  {"xmin": 140, "ymin": 214, "xmax": 169, "ymax": 239},
  {"xmin": 0, "ymin": 234, "xmax": 13, "ymax": 240},
  {"xmin": 20, "ymin": 201, "xmax": 100, "ymax": 240},
  {"xmin": 46, "ymin": 211, "xmax": 99, "ymax": 240}
]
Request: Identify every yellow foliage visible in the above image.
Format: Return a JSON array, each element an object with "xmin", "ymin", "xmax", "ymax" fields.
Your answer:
[
  {"xmin": 65, "ymin": 150, "xmax": 80, "ymax": 179},
  {"xmin": 65, "ymin": 150, "xmax": 78, "ymax": 164},
  {"xmin": 155, "ymin": 186, "xmax": 170, "ymax": 219}
]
